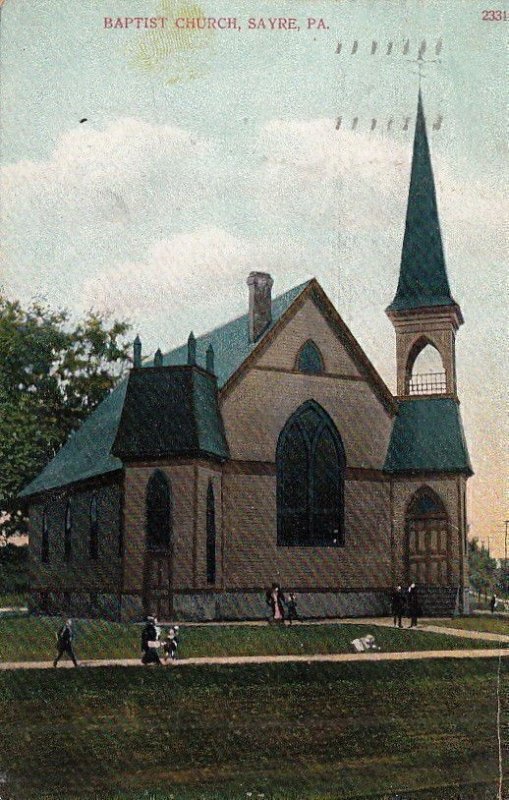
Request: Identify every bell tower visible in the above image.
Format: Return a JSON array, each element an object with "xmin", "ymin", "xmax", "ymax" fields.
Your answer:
[{"xmin": 386, "ymin": 90, "xmax": 463, "ymax": 399}]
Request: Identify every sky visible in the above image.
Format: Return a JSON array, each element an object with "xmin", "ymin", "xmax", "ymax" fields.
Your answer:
[{"xmin": 0, "ymin": 0, "xmax": 507, "ymax": 554}]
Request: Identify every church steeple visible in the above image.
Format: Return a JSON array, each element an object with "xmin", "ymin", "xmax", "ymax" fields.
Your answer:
[
  {"xmin": 387, "ymin": 91, "xmax": 463, "ymax": 399},
  {"xmin": 388, "ymin": 90, "xmax": 457, "ymax": 314}
]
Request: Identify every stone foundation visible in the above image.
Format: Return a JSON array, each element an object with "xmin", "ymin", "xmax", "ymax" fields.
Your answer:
[{"xmin": 30, "ymin": 586, "xmax": 463, "ymax": 622}]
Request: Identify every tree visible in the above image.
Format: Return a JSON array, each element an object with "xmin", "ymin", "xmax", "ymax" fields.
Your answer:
[
  {"xmin": 0, "ymin": 294, "xmax": 130, "ymax": 539},
  {"xmin": 468, "ymin": 538, "xmax": 498, "ymax": 600}
]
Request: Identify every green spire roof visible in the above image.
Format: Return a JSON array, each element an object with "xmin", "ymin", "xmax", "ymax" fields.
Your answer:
[{"xmin": 387, "ymin": 91, "xmax": 456, "ymax": 313}]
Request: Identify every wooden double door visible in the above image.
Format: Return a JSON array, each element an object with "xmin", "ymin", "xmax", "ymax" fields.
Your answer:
[
  {"xmin": 142, "ymin": 552, "xmax": 172, "ymax": 620},
  {"xmin": 405, "ymin": 489, "xmax": 452, "ymax": 587}
]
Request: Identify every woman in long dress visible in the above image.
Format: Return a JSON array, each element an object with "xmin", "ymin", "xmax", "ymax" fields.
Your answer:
[{"xmin": 270, "ymin": 584, "xmax": 285, "ymax": 623}]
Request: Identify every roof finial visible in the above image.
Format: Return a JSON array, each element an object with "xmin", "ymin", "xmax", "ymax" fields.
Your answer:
[
  {"xmin": 206, "ymin": 343, "xmax": 215, "ymax": 374},
  {"xmin": 154, "ymin": 348, "xmax": 163, "ymax": 367},
  {"xmin": 133, "ymin": 335, "xmax": 142, "ymax": 368},
  {"xmin": 187, "ymin": 332, "xmax": 196, "ymax": 366}
]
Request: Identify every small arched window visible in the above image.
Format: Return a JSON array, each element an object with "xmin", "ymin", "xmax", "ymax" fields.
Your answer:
[
  {"xmin": 277, "ymin": 400, "xmax": 345, "ymax": 546},
  {"xmin": 64, "ymin": 500, "xmax": 72, "ymax": 562},
  {"xmin": 146, "ymin": 470, "xmax": 172, "ymax": 552},
  {"xmin": 41, "ymin": 509, "xmax": 49, "ymax": 564},
  {"xmin": 296, "ymin": 340, "xmax": 324, "ymax": 375},
  {"xmin": 206, "ymin": 480, "xmax": 216, "ymax": 584},
  {"xmin": 89, "ymin": 493, "xmax": 99, "ymax": 561}
]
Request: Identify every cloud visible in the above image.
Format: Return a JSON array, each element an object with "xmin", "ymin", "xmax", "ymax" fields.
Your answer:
[
  {"xmin": 0, "ymin": 117, "xmax": 224, "ymax": 306},
  {"xmin": 80, "ymin": 226, "xmax": 318, "ymax": 351},
  {"xmin": 255, "ymin": 117, "xmax": 507, "ymax": 245}
]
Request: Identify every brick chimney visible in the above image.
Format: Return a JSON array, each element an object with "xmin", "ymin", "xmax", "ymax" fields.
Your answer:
[{"xmin": 247, "ymin": 272, "xmax": 273, "ymax": 343}]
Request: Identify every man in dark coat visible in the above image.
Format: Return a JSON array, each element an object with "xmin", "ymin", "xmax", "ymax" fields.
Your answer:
[
  {"xmin": 53, "ymin": 619, "xmax": 79, "ymax": 667},
  {"xmin": 407, "ymin": 583, "xmax": 420, "ymax": 628},
  {"xmin": 391, "ymin": 585, "xmax": 405, "ymax": 628},
  {"xmin": 141, "ymin": 616, "xmax": 161, "ymax": 665}
]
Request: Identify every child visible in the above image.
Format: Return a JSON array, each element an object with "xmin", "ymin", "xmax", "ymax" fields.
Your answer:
[
  {"xmin": 163, "ymin": 626, "xmax": 180, "ymax": 663},
  {"xmin": 286, "ymin": 593, "xmax": 298, "ymax": 624}
]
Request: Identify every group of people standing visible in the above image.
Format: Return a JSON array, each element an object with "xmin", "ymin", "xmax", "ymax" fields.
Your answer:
[
  {"xmin": 265, "ymin": 584, "xmax": 298, "ymax": 624},
  {"xmin": 140, "ymin": 616, "xmax": 180, "ymax": 665},
  {"xmin": 391, "ymin": 583, "xmax": 421, "ymax": 628}
]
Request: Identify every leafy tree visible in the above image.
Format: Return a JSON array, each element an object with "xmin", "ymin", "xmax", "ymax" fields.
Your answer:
[
  {"xmin": 0, "ymin": 294, "xmax": 130, "ymax": 539},
  {"xmin": 468, "ymin": 537, "xmax": 498, "ymax": 600}
]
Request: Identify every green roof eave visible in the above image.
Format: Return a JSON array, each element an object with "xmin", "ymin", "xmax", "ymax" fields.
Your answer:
[{"xmin": 384, "ymin": 397, "xmax": 473, "ymax": 475}]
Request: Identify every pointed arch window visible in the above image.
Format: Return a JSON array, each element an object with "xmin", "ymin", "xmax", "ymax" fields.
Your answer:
[
  {"xmin": 296, "ymin": 340, "xmax": 325, "ymax": 375},
  {"xmin": 206, "ymin": 480, "xmax": 216, "ymax": 584},
  {"xmin": 146, "ymin": 470, "xmax": 172, "ymax": 552},
  {"xmin": 89, "ymin": 493, "xmax": 99, "ymax": 561},
  {"xmin": 41, "ymin": 509, "xmax": 49, "ymax": 564},
  {"xmin": 64, "ymin": 500, "xmax": 72, "ymax": 562},
  {"xmin": 277, "ymin": 400, "xmax": 345, "ymax": 546}
]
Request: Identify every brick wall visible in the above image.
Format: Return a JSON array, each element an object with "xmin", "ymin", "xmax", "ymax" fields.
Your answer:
[
  {"xmin": 122, "ymin": 461, "xmax": 223, "ymax": 595},
  {"xmin": 28, "ymin": 479, "xmax": 122, "ymax": 595}
]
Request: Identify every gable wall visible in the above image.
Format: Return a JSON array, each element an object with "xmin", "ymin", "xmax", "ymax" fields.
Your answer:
[
  {"xmin": 221, "ymin": 296, "xmax": 393, "ymax": 468},
  {"xmin": 219, "ymin": 295, "xmax": 393, "ymax": 590}
]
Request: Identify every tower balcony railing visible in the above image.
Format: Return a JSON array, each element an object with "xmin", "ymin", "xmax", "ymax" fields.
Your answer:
[{"xmin": 409, "ymin": 371, "xmax": 447, "ymax": 395}]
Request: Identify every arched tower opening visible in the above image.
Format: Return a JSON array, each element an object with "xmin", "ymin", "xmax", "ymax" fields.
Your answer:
[{"xmin": 405, "ymin": 337, "xmax": 446, "ymax": 396}]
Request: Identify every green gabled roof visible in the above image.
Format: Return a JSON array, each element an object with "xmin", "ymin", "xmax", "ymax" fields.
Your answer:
[
  {"xmin": 156, "ymin": 280, "xmax": 312, "ymax": 385},
  {"xmin": 387, "ymin": 91, "xmax": 456, "ymax": 313},
  {"xmin": 384, "ymin": 398, "xmax": 472, "ymax": 474},
  {"xmin": 20, "ymin": 281, "xmax": 311, "ymax": 497},
  {"xmin": 112, "ymin": 366, "xmax": 229, "ymax": 461}
]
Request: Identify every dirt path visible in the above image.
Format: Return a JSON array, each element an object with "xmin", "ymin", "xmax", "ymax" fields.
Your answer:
[{"xmin": 1, "ymin": 647, "xmax": 508, "ymax": 671}]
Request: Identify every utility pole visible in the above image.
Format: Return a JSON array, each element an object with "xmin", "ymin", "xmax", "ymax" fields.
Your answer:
[{"xmin": 505, "ymin": 520, "xmax": 509, "ymax": 592}]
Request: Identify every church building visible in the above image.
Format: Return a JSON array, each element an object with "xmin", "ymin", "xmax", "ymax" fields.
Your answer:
[{"xmin": 22, "ymin": 93, "xmax": 472, "ymax": 621}]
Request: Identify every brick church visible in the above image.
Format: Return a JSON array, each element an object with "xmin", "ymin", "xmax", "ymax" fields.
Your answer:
[{"xmin": 22, "ymin": 93, "xmax": 472, "ymax": 621}]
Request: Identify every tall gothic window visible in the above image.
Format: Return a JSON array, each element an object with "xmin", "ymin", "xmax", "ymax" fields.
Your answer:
[
  {"xmin": 41, "ymin": 509, "xmax": 49, "ymax": 564},
  {"xmin": 89, "ymin": 493, "xmax": 99, "ymax": 561},
  {"xmin": 64, "ymin": 500, "xmax": 72, "ymax": 562},
  {"xmin": 146, "ymin": 470, "xmax": 172, "ymax": 552},
  {"xmin": 296, "ymin": 340, "xmax": 325, "ymax": 375},
  {"xmin": 206, "ymin": 480, "xmax": 216, "ymax": 584},
  {"xmin": 277, "ymin": 400, "xmax": 345, "ymax": 546}
]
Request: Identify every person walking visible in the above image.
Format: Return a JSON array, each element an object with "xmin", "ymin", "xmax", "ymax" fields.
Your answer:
[
  {"xmin": 286, "ymin": 593, "xmax": 298, "ymax": 624},
  {"xmin": 266, "ymin": 583, "xmax": 285, "ymax": 623},
  {"xmin": 391, "ymin": 585, "xmax": 405, "ymax": 628},
  {"xmin": 490, "ymin": 594, "xmax": 497, "ymax": 614},
  {"xmin": 53, "ymin": 619, "xmax": 79, "ymax": 667},
  {"xmin": 162, "ymin": 626, "xmax": 180, "ymax": 663},
  {"xmin": 141, "ymin": 616, "xmax": 161, "ymax": 665},
  {"xmin": 407, "ymin": 583, "xmax": 420, "ymax": 628}
]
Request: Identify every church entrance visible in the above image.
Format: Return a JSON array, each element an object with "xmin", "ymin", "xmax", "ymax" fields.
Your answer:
[
  {"xmin": 142, "ymin": 469, "xmax": 174, "ymax": 620},
  {"xmin": 142, "ymin": 554, "xmax": 172, "ymax": 620},
  {"xmin": 405, "ymin": 488, "xmax": 451, "ymax": 586}
]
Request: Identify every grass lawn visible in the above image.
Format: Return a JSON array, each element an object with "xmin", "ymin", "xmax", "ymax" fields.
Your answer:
[
  {"xmin": 0, "ymin": 616, "xmax": 502, "ymax": 662},
  {"xmin": 0, "ymin": 658, "xmax": 505, "ymax": 799},
  {"xmin": 433, "ymin": 616, "xmax": 509, "ymax": 636},
  {"xmin": 0, "ymin": 593, "xmax": 27, "ymax": 608}
]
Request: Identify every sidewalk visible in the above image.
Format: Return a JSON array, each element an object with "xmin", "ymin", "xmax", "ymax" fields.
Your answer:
[{"xmin": 1, "ymin": 647, "xmax": 508, "ymax": 671}]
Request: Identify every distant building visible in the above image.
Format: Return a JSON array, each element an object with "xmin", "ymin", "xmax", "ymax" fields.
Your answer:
[{"xmin": 21, "ymin": 93, "xmax": 472, "ymax": 621}]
